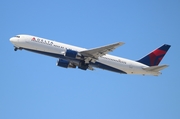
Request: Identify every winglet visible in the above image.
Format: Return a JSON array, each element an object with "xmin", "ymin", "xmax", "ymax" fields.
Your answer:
[{"xmin": 137, "ymin": 44, "xmax": 171, "ymax": 66}]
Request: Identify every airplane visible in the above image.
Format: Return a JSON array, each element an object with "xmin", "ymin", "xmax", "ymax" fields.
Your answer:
[{"xmin": 10, "ymin": 34, "xmax": 171, "ymax": 76}]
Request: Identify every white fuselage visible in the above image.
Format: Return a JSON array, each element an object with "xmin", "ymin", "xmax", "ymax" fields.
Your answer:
[{"xmin": 10, "ymin": 34, "xmax": 160, "ymax": 76}]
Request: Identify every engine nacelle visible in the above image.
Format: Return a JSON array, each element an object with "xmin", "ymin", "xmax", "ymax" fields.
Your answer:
[
  {"xmin": 65, "ymin": 49, "xmax": 82, "ymax": 59},
  {"xmin": 56, "ymin": 59, "xmax": 76, "ymax": 68}
]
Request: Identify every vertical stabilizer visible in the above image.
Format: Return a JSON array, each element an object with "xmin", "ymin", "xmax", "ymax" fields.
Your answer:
[{"xmin": 137, "ymin": 44, "xmax": 171, "ymax": 66}]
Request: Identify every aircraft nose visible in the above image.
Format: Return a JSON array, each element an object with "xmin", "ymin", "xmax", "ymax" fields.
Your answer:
[{"xmin": 10, "ymin": 37, "xmax": 18, "ymax": 43}]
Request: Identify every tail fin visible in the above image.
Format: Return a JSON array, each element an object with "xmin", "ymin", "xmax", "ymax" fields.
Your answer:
[{"xmin": 137, "ymin": 44, "xmax": 171, "ymax": 66}]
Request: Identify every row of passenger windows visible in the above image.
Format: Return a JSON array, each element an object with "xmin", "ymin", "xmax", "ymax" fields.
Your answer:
[
  {"xmin": 101, "ymin": 57, "xmax": 126, "ymax": 64},
  {"xmin": 53, "ymin": 44, "xmax": 74, "ymax": 51}
]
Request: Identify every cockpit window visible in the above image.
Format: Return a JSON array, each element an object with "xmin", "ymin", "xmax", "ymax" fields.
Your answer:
[{"xmin": 15, "ymin": 35, "xmax": 20, "ymax": 38}]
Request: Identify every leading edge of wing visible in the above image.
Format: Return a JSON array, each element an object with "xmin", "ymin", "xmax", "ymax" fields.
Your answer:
[{"xmin": 80, "ymin": 42, "xmax": 124, "ymax": 58}]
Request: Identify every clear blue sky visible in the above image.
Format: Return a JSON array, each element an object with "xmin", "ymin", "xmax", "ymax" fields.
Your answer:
[{"xmin": 1, "ymin": 0, "xmax": 180, "ymax": 119}]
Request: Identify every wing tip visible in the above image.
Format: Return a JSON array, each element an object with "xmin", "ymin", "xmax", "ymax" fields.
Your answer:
[{"xmin": 117, "ymin": 42, "xmax": 125, "ymax": 46}]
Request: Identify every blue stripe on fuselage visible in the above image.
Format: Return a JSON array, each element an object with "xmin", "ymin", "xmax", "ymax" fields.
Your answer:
[{"xmin": 23, "ymin": 48, "xmax": 127, "ymax": 74}]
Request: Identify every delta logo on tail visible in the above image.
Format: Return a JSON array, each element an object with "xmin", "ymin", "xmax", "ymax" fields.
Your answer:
[{"xmin": 137, "ymin": 44, "xmax": 171, "ymax": 66}]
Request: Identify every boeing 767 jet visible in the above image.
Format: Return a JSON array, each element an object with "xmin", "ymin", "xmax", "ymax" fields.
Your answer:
[{"xmin": 10, "ymin": 34, "xmax": 171, "ymax": 76}]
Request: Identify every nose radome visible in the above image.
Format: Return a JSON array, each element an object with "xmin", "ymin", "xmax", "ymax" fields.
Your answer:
[{"xmin": 10, "ymin": 37, "xmax": 18, "ymax": 43}]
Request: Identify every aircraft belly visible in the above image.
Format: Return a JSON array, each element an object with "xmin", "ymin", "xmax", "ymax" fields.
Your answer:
[{"xmin": 95, "ymin": 59, "xmax": 127, "ymax": 74}]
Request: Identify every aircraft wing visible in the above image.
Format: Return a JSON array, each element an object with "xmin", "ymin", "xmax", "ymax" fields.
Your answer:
[{"xmin": 80, "ymin": 42, "xmax": 124, "ymax": 63}]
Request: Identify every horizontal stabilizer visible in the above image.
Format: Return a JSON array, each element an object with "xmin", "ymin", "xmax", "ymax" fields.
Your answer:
[{"xmin": 143, "ymin": 65, "xmax": 168, "ymax": 72}]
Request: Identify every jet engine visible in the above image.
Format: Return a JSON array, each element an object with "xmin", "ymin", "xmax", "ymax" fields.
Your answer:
[
  {"xmin": 56, "ymin": 59, "xmax": 76, "ymax": 68},
  {"xmin": 56, "ymin": 59, "xmax": 89, "ymax": 70},
  {"xmin": 65, "ymin": 49, "xmax": 82, "ymax": 59}
]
